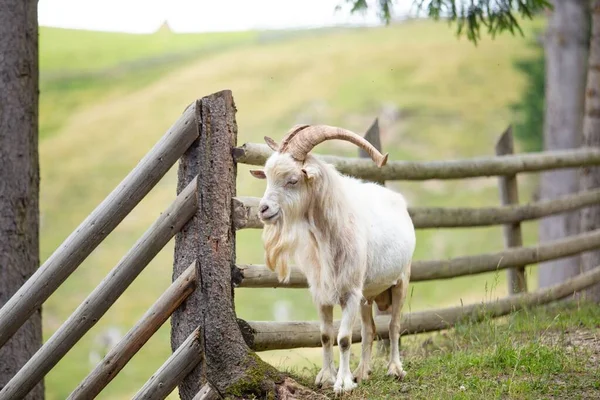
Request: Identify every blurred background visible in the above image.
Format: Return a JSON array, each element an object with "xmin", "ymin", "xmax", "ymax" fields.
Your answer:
[{"xmin": 37, "ymin": 0, "xmax": 546, "ymax": 398}]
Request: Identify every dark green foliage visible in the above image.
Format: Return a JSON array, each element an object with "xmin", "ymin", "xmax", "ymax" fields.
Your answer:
[
  {"xmin": 510, "ymin": 37, "xmax": 545, "ymax": 152},
  {"xmin": 343, "ymin": 0, "xmax": 551, "ymax": 44}
]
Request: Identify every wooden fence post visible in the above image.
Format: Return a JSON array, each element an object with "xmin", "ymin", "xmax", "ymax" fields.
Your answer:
[
  {"xmin": 171, "ymin": 90, "xmax": 287, "ymax": 399},
  {"xmin": 359, "ymin": 119, "xmax": 391, "ymax": 352},
  {"xmin": 496, "ymin": 126, "xmax": 527, "ymax": 294},
  {"xmin": 171, "ymin": 99, "xmax": 205, "ymax": 399},
  {"xmin": 358, "ymin": 118, "xmax": 385, "ymax": 186}
]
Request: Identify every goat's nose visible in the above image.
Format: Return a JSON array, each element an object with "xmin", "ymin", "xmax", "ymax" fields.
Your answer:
[{"xmin": 259, "ymin": 204, "xmax": 269, "ymax": 214}]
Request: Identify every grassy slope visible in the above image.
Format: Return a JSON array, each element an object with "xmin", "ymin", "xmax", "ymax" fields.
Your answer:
[
  {"xmin": 39, "ymin": 27, "xmax": 258, "ymax": 139},
  {"xmin": 40, "ymin": 27, "xmax": 256, "ymax": 72},
  {"xmin": 294, "ymin": 302, "xmax": 600, "ymax": 399},
  {"xmin": 38, "ymin": 20, "xmax": 549, "ymax": 399}
]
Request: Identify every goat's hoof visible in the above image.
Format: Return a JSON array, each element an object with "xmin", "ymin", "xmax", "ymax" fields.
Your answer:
[
  {"xmin": 315, "ymin": 367, "xmax": 336, "ymax": 388},
  {"xmin": 352, "ymin": 363, "xmax": 372, "ymax": 384},
  {"xmin": 387, "ymin": 363, "xmax": 407, "ymax": 380},
  {"xmin": 333, "ymin": 376, "xmax": 357, "ymax": 395}
]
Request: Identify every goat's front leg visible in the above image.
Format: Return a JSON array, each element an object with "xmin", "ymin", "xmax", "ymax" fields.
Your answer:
[
  {"xmin": 334, "ymin": 289, "xmax": 361, "ymax": 394},
  {"xmin": 315, "ymin": 304, "xmax": 336, "ymax": 388},
  {"xmin": 387, "ymin": 275, "xmax": 409, "ymax": 380},
  {"xmin": 353, "ymin": 300, "xmax": 375, "ymax": 383}
]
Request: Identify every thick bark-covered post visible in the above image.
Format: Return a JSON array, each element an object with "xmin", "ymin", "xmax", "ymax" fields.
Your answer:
[
  {"xmin": 0, "ymin": 0, "xmax": 43, "ymax": 398},
  {"xmin": 195, "ymin": 90, "xmax": 254, "ymax": 395},
  {"xmin": 539, "ymin": 0, "xmax": 589, "ymax": 289},
  {"xmin": 581, "ymin": 0, "xmax": 600, "ymax": 303},
  {"xmin": 172, "ymin": 91, "xmax": 303, "ymax": 399},
  {"xmin": 496, "ymin": 127, "xmax": 527, "ymax": 294},
  {"xmin": 171, "ymin": 100, "xmax": 204, "ymax": 398}
]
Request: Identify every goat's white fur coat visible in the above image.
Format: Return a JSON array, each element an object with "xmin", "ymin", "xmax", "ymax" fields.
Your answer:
[{"xmin": 253, "ymin": 150, "xmax": 416, "ymax": 393}]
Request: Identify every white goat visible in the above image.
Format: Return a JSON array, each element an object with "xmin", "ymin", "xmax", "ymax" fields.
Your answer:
[{"xmin": 249, "ymin": 125, "xmax": 416, "ymax": 394}]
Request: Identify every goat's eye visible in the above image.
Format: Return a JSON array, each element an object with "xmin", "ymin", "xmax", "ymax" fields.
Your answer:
[{"xmin": 287, "ymin": 178, "xmax": 298, "ymax": 186}]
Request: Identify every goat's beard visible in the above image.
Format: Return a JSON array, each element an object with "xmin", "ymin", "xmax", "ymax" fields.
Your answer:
[{"xmin": 262, "ymin": 217, "xmax": 297, "ymax": 283}]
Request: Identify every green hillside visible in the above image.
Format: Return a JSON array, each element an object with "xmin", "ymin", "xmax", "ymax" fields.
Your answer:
[
  {"xmin": 39, "ymin": 26, "xmax": 258, "ymax": 140},
  {"xmin": 38, "ymin": 20, "xmax": 545, "ymax": 399}
]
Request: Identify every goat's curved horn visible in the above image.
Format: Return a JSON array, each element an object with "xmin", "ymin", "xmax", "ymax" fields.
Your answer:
[
  {"xmin": 281, "ymin": 125, "xmax": 389, "ymax": 167},
  {"xmin": 278, "ymin": 124, "xmax": 310, "ymax": 152}
]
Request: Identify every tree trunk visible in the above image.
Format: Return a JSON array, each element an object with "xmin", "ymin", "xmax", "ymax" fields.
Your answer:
[
  {"xmin": 172, "ymin": 91, "xmax": 315, "ymax": 399},
  {"xmin": 539, "ymin": 0, "xmax": 589, "ymax": 289},
  {"xmin": 0, "ymin": 0, "xmax": 43, "ymax": 398},
  {"xmin": 581, "ymin": 1, "xmax": 600, "ymax": 303}
]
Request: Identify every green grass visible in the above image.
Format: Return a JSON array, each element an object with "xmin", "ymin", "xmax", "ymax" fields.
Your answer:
[
  {"xmin": 290, "ymin": 302, "xmax": 600, "ymax": 399},
  {"xmin": 40, "ymin": 26, "xmax": 258, "ymax": 73},
  {"xmin": 34, "ymin": 18, "xmax": 559, "ymax": 399},
  {"xmin": 39, "ymin": 27, "xmax": 259, "ymax": 139}
]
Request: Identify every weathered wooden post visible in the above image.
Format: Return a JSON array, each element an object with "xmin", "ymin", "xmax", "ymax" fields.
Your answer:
[
  {"xmin": 496, "ymin": 126, "xmax": 527, "ymax": 294},
  {"xmin": 359, "ymin": 119, "xmax": 391, "ymax": 352},
  {"xmin": 171, "ymin": 90, "xmax": 312, "ymax": 399},
  {"xmin": 170, "ymin": 90, "xmax": 251, "ymax": 398}
]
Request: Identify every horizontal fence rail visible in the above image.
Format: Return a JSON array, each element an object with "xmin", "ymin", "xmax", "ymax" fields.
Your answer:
[
  {"xmin": 233, "ymin": 188, "xmax": 600, "ymax": 230},
  {"xmin": 68, "ymin": 261, "xmax": 197, "ymax": 400},
  {"xmin": 234, "ymin": 143, "xmax": 600, "ymax": 181},
  {"xmin": 0, "ymin": 102, "xmax": 200, "ymax": 349},
  {"xmin": 413, "ymin": 229, "xmax": 600, "ymax": 281},
  {"xmin": 0, "ymin": 179, "xmax": 198, "ymax": 400},
  {"xmin": 235, "ymin": 229, "xmax": 600, "ymax": 288},
  {"xmin": 237, "ymin": 264, "xmax": 308, "ymax": 288},
  {"xmin": 133, "ymin": 327, "xmax": 203, "ymax": 400},
  {"xmin": 241, "ymin": 264, "xmax": 600, "ymax": 351}
]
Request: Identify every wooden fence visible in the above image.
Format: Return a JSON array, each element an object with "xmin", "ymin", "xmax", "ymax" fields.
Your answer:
[{"xmin": 1, "ymin": 89, "xmax": 600, "ymax": 399}]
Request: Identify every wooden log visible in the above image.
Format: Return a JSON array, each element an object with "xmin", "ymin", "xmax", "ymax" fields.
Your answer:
[
  {"xmin": 232, "ymin": 196, "xmax": 262, "ymax": 231},
  {"xmin": 193, "ymin": 384, "xmax": 221, "ymax": 400},
  {"xmin": 244, "ymin": 264, "xmax": 600, "ymax": 351},
  {"xmin": 233, "ymin": 142, "xmax": 600, "ymax": 181},
  {"xmin": 236, "ymin": 264, "xmax": 307, "ymax": 288},
  {"xmin": 132, "ymin": 328, "xmax": 203, "ymax": 400},
  {"xmin": 67, "ymin": 261, "xmax": 197, "ymax": 400},
  {"xmin": 0, "ymin": 180, "xmax": 198, "ymax": 400},
  {"xmin": 173, "ymin": 90, "xmax": 276, "ymax": 399},
  {"xmin": 413, "ymin": 229, "xmax": 600, "ymax": 281},
  {"xmin": 359, "ymin": 118, "xmax": 385, "ymax": 186},
  {"xmin": 496, "ymin": 127, "xmax": 527, "ymax": 294},
  {"xmin": 196, "ymin": 90, "xmax": 275, "ymax": 395},
  {"xmin": 233, "ymin": 188, "xmax": 600, "ymax": 230},
  {"xmin": 236, "ymin": 229, "xmax": 600, "ymax": 288},
  {"xmin": 171, "ymin": 102, "xmax": 206, "ymax": 398},
  {"xmin": 0, "ymin": 102, "xmax": 199, "ymax": 349}
]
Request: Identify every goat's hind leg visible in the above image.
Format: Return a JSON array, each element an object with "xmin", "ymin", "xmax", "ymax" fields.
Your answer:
[
  {"xmin": 315, "ymin": 304, "xmax": 336, "ymax": 388},
  {"xmin": 387, "ymin": 276, "xmax": 409, "ymax": 380},
  {"xmin": 334, "ymin": 289, "xmax": 361, "ymax": 394},
  {"xmin": 353, "ymin": 300, "xmax": 375, "ymax": 383}
]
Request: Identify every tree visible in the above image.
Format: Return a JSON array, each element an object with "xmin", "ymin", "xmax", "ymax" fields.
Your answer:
[
  {"xmin": 580, "ymin": 0, "xmax": 600, "ymax": 302},
  {"xmin": 342, "ymin": 0, "xmax": 551, "ymax": 44},
  {"xmin": 0, "ymin": 0, "xmax": 43, "ymax": 398},
  {"xmin": 538, "ymin": 0, "xmax": 589, "ymax": 290}
]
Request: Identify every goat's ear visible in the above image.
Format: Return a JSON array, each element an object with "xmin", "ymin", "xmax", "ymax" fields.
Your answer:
[
  {"xmin": 249, "ymin": 169, "xmax": 266, "ymax": 179},
  {"xmin": 264, "ymin": 136, "xmax": 279, "ymax": 151},
  {"xmin": 301, "ymin": 165, "xmax": 319, "ymax": 181}
]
